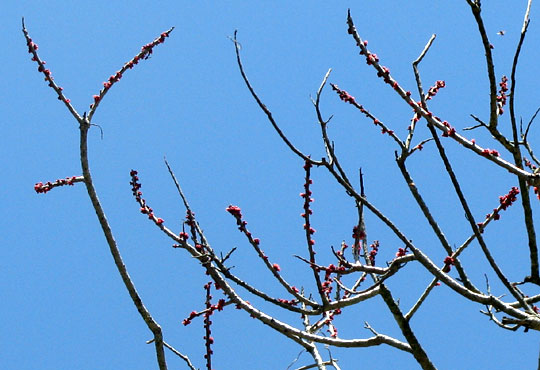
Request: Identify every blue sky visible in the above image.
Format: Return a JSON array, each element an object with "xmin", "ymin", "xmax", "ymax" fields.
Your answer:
[{"xmin": 4, "ymin": 1, "xmax": 540, "ymax": 369}]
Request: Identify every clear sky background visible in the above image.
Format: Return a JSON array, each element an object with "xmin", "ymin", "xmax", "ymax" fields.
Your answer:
[{"xmin": 4, "ymin": 1, "xmax": 540, "ymax": 369}]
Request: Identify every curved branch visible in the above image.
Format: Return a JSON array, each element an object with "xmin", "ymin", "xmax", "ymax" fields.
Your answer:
[
  {"xmin": 508, "ymin": 0, "xmax": 539, "ymax": 282},
  {"xmin": 79, "ymin": 120, "xmax": 168, "ymax": 369},
  {"xmin": 232, "ymin": 31, "xmax": 324, "ymax": 166}
]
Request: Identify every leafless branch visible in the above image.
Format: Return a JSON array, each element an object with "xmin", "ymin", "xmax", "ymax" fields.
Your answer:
[{"xmin": 231, "ymin": 31, "xmax": 324, "ymax": 166}]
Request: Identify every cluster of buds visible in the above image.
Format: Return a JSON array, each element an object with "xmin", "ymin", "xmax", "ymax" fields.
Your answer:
[
  {"xmin": 182, "ymin": 282, "xmax": 225, "ymax": 369},
  {"xmin": 226, "ymin": 204, "xmax": 262, "ymax": 246},
  {"xmin": 353, "ymin": 38, "xmax": 383, "ymax": 79},
  {"xmin": 226, "ymin": 205, "xmax": 283, "ymax": 270},
  {"xmin": 395, "ymin": 247, "xmax": 408, "ymax": 258},
  {"xmin": 499, "ymin": 187, "xmax": 520, "ymax": 210},
  {"xmin": 180, "ymin": 209, "xmax": 200, "ymax": 247},
  {"xmin": 331, "ymin": 84, "xmax": 395, "ymax": 137},
  {"xmin": 182, "ymin": 296, "xmax": 226, "ymax": 326},
  {"xmin": 484, "ymin": 186, "xmax": 520, "ymax": 221},
  {"xmin": 343, "ymin": 26, "xmax": 464, "ymax": 149},
  {"xmin": 481, "ymin": 148, "xmax": 500, "ymax": 157},
  {"xmin": 226, "ymin": 205, "xmax": 242, "ymax": 219},
  {"xmin": 331, "ymin": 83, "xmax": 356, "ymax": 104},
  {"xmin": 352, "ymin": 224, "xmax": 366, "ymax": 259},
  {"xmin": 90, "ymin": 28, "xmax": 174, "ymax": 110},
  {"xmin": 426, "ymin": 80, "xmax": 446, "ymax": 100},
  {"xmin": 413, "ymin": 143, "xmax": 424, "ymax": 151},
  {"xmin": 321, "ymin": 264, "xmax": 347, "ymax": 298},
  {"xmin": 173, "ymin": 229, "xmax": 197, "ymax": 249},
  {"xmin": 300, "ymin": 161, "xmax": 316, "ymax": 248},
  {"xmin": 185, "ymin": 209, "xmax": 196, "ymax": 228},
  {"xmin": 336, "ymin": 241, "xmax": 349, "ymax": 259},
  {"xmin": 182, "ymin": 282, "xmax": 226, "ymax": 369},
  {"xmin": 129, "ymin": 170, "xmax": 164, "ymax": 226},
  {"xmin": 441, "ymin": 120, "xmax": 456, "ymax": 137},
  {"xmin": 225, "ymin": 205, "xmax": 254, "ymax": 242},
  {"xmin": 23, "ymin": 21, "xmax": 71, "ymax": 104},
  {"xmin": 443, "ymin": 256, "xmax": 455, "ymax": 272},
  {"xmin": 377, "ymin": 66, "xmax": 391, "ymax": 84},
  {"xmin": 366, "ymin": 52, "xmax": 379, "ymax": 65},
  {"xmin": 182, "ymin": 302, "xmax": 226, "ymax": 326},
  {"xmin": 34, "ymin": 176, "xmax": 81, "ymax": 194},
  {"xmin": 344, "ymin": 25, "xmax": 405, "ymax": 94},
  {"xmin": 203, "ymin": 282, "xmax": 217, "ymax": 366},
  {"xmin": 321, "ymin": 264, "xmax": 336, "ymax": 297},
  {"xmin": 277, "ymin": 297, "xmax": 298, "ymax": 306},
  {"xmin": 326, "ymin": 308, "xmax": 342, "ymax": 338},
  {"xmin": 497, "ymin": 75, "xmax": 508, "ymax": 115},
  {"xmin": 345, "ymin": 16, "xmax": 460, "ymax": 147},
  {"xmin": 368, "ymin": 240, "xmax": 379, "ymax": 266}
]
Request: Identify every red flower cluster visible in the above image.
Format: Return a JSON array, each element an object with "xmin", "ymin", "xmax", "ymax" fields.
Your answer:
[
  {"xmin": 225, "ymin": 205, "xmax": 275, "ymax": 272},
  {"xmin": 34, "ymin": 176, "xmax": 79, "ymax": 194},
  {"xmin": 226, "ymin": 205, "xmax": 242, "ymax": 218},
  {"xmin": 481, "ymin": 148, "xmax": 500, "ymax": 157},
  {"xmin": 426, "ymin": 80, "xmax": 446, "ymax": 100},
  {"xmin": 366, "ymin": 53, "xmax": 379, "ymax": 65},
  {"xmin": 331, "ymin": 83, "xmax": 356, "ymax": 104},
  {"xmin": 395, "ymin": 247, "xmax": 407, "ymax": 257},
  {"xmin": 129, "ymin": 170, "xmax": 165, "ymax": 226},
  {"xmin": 352, "ymin": 225, "xmax": 366, "ymax": 240},
  {"xmin": 349, "ymin": 34, "xmax": 408, "ymax": 95},
  {"xmin": 182, "ymin": 282, "xmax": 225, "ymax": 369},
  {"xmin": 23, "ymin": 22, "xmax": 71, "ymax": 104},
  {"xmin": 499, "ymin": 186, "xmax": 520, "ymax": 210},
  {"xmin": 185, "ymin": 209, "xmax": 196, "ymax": 227},
  {"xmin": 497, "ymin": 75, "xmax": 508, "ymax": 115},
  {"xmin": 369, "ymin": 241, "xmax": 379, "ymax": 266},
  {"xmin": 102, "ymin": 71, "xmax": 123, "ymax": 91},
  {"xmin": 322, "ymin": 264, "xmax": 344, "ymax": 297},
  {"xmin": 277, "ymin": 298, "xmax": 298, "ymax": 306},
  {"xmin": 331, "ymin": 84, "xmax": 395, "ymax": 137},
  {"xmin": 142, "ymin": 31, "xmax": 171, "ymax": 59},
  {"xmin": 441, "ymin": 121, "xmax": 456, "ymax": 137},
  {"xmin": 485, "ymin": 186, "xmax": 520, "ymax": 221},
  {"xmin": 443, "ymin": 256, "xmax": 455, "ymax": 272},
  {"xmin": 381, "ymin": 127, "xmax": 394, "ymax": 135},
  {"xmin": 376, "ymin": 66, "xmax": 391, "ymax": 83},
  {"xmin": 300, "ymin": 160, "xmax": 316, "ymax": 248},
  {"xmin": 91, "ymin": 28, "xmax": 174, "ymax": 110}
]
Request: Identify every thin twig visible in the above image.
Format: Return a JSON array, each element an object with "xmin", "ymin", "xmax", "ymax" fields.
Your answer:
[
  {"xmin": 508, "ymin": 0, "xmax": 539, "ymax": 282},
  {"xmin": 465, "ymin": 1, "xmax": 498, "ymax": 129},
  {"xmin": 87, "ymin": 27, "xmax": 174, "ymax": 121},
  {"xmin": 161, "ymin": 341, "xmax": 197, "ymax": 370},
  {"xmin": 22, "ymin": 18, "xmax": 82, "ymax": 123},
  {"xmin": 231, "ymin": 31, "xmax": 323, "ymax": 166}
]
